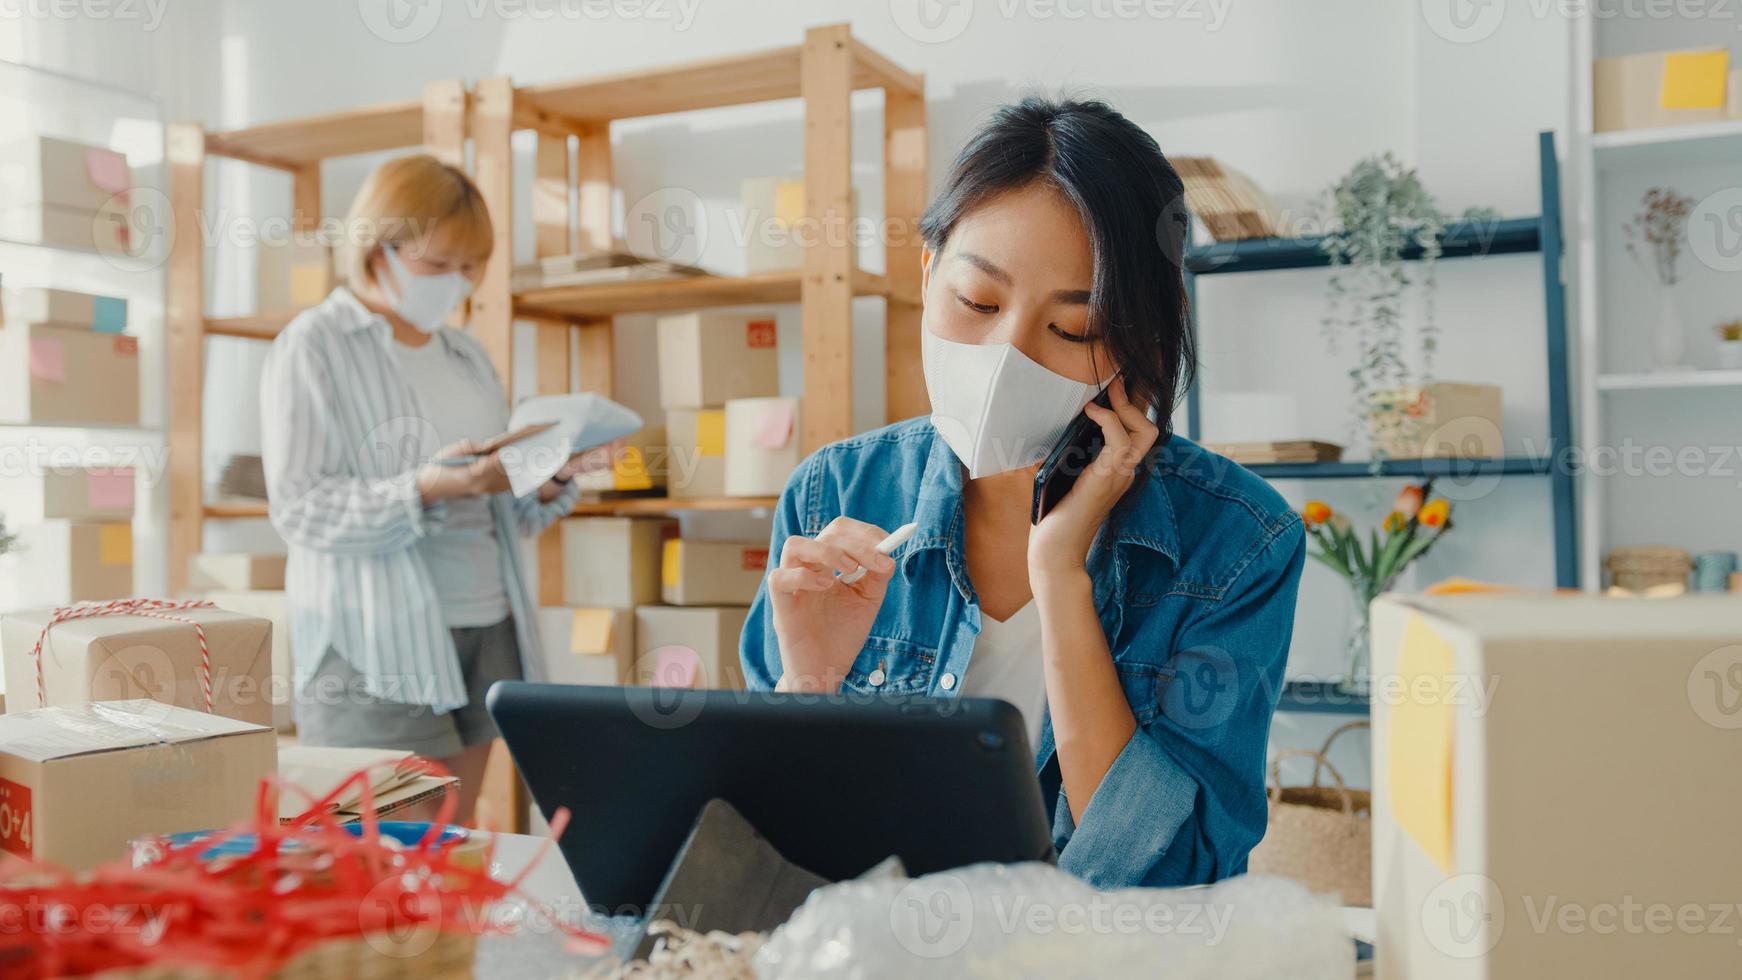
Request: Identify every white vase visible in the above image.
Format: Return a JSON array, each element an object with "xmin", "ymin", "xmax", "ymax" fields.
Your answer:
[
  {"xmin": 1652, "ymin": 289, "xmax": 1686, "ymax": 371},
  {"xmin": 1719, "ymin": 340, "xmax": 1742, "ymax": 371}
]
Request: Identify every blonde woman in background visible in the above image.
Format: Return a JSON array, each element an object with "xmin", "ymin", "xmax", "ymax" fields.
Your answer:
[{"xmin": 261, "ymin": 155, "xmax": 609, "ymax": 823}]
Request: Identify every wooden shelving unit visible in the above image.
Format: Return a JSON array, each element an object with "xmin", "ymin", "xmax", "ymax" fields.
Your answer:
[
  {"xmin": 464, "ymin": 24, "xmax": 926, "ymax": 600},
  {"xmin": 165, "ymin": 80, "xmax": 468, "ymax": 593}
]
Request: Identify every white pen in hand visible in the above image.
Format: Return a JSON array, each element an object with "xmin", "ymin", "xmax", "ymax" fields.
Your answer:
[{"xmin": 838, "ymin": 522, "xmax": 919, "ymax": 586}]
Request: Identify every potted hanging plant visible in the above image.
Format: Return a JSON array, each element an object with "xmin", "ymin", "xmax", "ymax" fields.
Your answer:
[
  {"xmin": 1717, "ymin": 321, "xmax": 1742, "ymax": 371},
  {"xmin": 1318, "ymin": 154, "xmax": 1498, "ymax": 459},
  {"xmin": 1623, "ymin": 188, "xmax": 1694, "ymax": 371},
  {"xmin": 1301, "ymin": 484, "xmax": 1454, "ymax": 692}
]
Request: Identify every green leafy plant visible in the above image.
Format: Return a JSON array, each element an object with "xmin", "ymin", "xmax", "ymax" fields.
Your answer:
[{"xmin": 1301, "ymin": 483, "xmax": 1455, "ymax": 606}]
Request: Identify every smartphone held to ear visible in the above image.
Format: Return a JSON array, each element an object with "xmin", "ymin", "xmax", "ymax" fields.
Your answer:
[{"xmin": 1031, "ymin": 388, "xmax": 1114, "ymax": 524}]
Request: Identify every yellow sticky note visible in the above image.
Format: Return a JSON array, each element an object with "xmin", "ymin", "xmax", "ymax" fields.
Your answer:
[
  {"xmin": 613, "ymin": 446, "xmax": 653, "ymax": 491},
  {"xmin": 1387, "ymin": 612, "xmax": 1455, "ymax": 874},
  {"xmin": 570, "ymin": 608, "xmax": 613, "ymax": 655},
  {"xmin": 287, "ymin": 263, "xmax": 329, "ymax": 306},
  {"xmin": 774, "ymin": 180, "xmax": 805, "ymax": 225},
  {"xmin": 695, "ymin": 410, "xmax": 726, "ymax": 458},
  {"xmin": 98, "ymin": 524, "xmax": 133, "ymax": 567},
  {"xmin": 662, "ymin": 539, "xmax": 682, "ymax": 589},
  {"xmin": 1661, "ymin": 50, "xmax": 1728, "ymax": 110}
]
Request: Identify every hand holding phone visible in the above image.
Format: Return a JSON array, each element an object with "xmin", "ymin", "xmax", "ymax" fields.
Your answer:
[
  {"xmin": 1032, "ymin": 389, "xmax": 1115, "ymax": 525},
  {"xmin": 1026, "ymin": 378, "xmax": 1162, "ymax": 579}
]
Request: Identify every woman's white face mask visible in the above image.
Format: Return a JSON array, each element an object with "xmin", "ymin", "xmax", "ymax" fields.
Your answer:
[
  {"xmin": 922, "ymin": 325, "xmax": 1109, "ymax": 479},
  {"xmin": 380, "ymin": 244, "xmax": 473, "ymax": 333}
]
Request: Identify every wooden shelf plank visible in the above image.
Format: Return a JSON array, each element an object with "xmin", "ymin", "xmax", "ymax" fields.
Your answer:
[
  {"xmin": 513, "ymin": 267, "xmax": 908, "ymax": 321},
  {"xmin": 205, "ymin": 99, "xmax": 425, "ymax": 167},
  {"xmin": 205, "ymin": 312, "xmax": 300, "ymax": 341},
  {"xmin": 1186, "ymin": 217, "xmax": 1542, "ymax": 275},
  {"xmin": 572, "ymin": 495, "xmax": 778, "ymax": 516},
  {"xmin": 205, "ymin": 501, "xmax": 269, "ymax": 519},
  {"xmin": 515, "ymin": 32, "xmax": 918, "ymax": 124},
  {"xmin": 1246, "ymin": 456, "xmax": 1553, "ymax": 479}
]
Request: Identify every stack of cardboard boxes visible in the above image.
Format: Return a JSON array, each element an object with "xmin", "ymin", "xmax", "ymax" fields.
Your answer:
[
  {"xmin": 657, "ymin": 309, "xmax": 797, "ymax": 498},
  {"xmin": 0, "ymin": 285, "xmax": 140, "ymax": 428},
  {"xmin": 0, "ymin": 136, "xmax": 131, "ymax": 252}
]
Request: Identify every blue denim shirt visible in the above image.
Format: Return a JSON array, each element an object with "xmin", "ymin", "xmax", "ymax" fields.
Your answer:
[{"xmin": 740, "ymin": 418, "xmax": 1306, "ymax": 889}]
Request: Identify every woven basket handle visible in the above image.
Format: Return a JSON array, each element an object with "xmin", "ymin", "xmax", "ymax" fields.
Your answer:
[
  {"xmin": 1268, "ymin": 747, "xmax": 1355, "ymax": 818},
  {"xmin": 1308, "ymin": 720, "xmax": 1371, "ymax": 789}
]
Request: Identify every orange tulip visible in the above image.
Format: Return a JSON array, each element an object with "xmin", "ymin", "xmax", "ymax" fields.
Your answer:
[
  {"xmin": 1420, "ymin": 498, "xmax": 1451, "ymax": 528},
  {"xmin": 1393, "ymin": 484, "xmax": 1425, "ymax": 519},
  {"xmin": 1382, "ymin": 511, "xmax": 1405, "ymax": 533},
  {"xmin": 1303, "ymin": 501, "xmax": 1332, "ymax": 527}
]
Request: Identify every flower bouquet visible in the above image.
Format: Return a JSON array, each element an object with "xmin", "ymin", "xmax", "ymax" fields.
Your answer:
[{"xmin": 1300, "ymin": 483, "xmax": 1454, "ymax": 692}]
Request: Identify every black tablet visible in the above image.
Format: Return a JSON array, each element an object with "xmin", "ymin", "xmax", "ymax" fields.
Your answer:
[{"xmin": 486, "ymin": 682, "xmax": 1055, "ymax": 914}]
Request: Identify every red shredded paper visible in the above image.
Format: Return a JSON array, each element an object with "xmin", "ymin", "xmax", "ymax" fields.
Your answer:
[{"xmin": 0, "ymin": 759, "xmax": 608, "ymax": 978}]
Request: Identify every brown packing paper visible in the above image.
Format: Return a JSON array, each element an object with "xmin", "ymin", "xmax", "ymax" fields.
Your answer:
[
  {"xmin": 661, "ymin": 539, "xmax": 770, "ymax": 606},
  {"xmin": 0, "ymin": 605, "xmax": 275, "ymax": 728},
  {"xmin": 0, "ymin": 322, "xmax": 140, "ymax": 426},
  {"xmin": 634, "ymin": 605, "xmax": 749, "ymax": 690},
  {"xmin": 202, "ymin": 591, "xmax": 294, "ymax": 732},
  {"xmin": 0, "ymin": 700, "xmax": 274, "ymax": 870}
]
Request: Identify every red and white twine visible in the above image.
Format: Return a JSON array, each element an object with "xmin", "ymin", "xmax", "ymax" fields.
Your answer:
[{"xmin": 31, "ymin": 598, "xmax": 218, "ymax": 712}]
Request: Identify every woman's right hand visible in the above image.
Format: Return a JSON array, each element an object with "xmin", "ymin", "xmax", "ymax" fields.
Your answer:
[
  {"xmin": 768, "ymin": 517, "xmax": 896, "ymax": 693},
  {"xmin": 417, "ymin": 439, "xmax": 511, "ymax": 504}
]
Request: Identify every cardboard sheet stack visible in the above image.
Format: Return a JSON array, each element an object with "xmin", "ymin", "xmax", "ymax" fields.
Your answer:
[
  {"xmin": 0, "ymin": 136, "xmax": 132, "ymax": 251},
  {"xmin": 0, "ymin": 464, "xmax": 137, "ymax": 608},
  {"xmin": 276, "ymin": 745, "xmax": 457, "ymax": 823}
]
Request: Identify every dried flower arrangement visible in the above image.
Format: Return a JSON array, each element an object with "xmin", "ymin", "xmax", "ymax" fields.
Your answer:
[{"xmin": 1623, "ymin": 188, "xmax": 1694, "ymax": 287}]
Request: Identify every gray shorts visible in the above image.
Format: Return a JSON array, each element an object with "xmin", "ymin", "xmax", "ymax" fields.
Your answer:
[{"xmin": 294, "ymin": 616, "xmax": 523, "ymax": 758}]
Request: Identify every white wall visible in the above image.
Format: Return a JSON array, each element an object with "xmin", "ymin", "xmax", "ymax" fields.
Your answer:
[{"xmin": 17, "ymin": 0, "xmax": 1575, "ymax": 786}]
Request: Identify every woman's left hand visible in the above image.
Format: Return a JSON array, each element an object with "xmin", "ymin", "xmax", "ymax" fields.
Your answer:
[{"xmin": 1028, "ymin": 377, "xmax": 1160, "ymax": 580}]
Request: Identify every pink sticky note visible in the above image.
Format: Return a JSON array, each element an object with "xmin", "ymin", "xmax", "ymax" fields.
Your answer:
[
  {"xmin": 650, "ymin": 646, "xmax": 701, "ymax": 689},
  {"xmin": 87, "ymin": 469, "xmax": 135, "ymax": 511},
  {"xmin": 28, "ymin": 336, "xmax": 65, "ymax": 382},
  {"xmin": 751, "ymin": 403, "xmax": 794, "ymax": 450},
  {"xmin": 85, "ymin": 148, "xmax": 130, "ymax": 195}
]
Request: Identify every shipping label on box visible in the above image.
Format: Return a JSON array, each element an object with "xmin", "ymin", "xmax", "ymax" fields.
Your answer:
[
  {"xmin": 0, "ymin": 605, "xmax": 276, "ymax": 728},
  {"xmin": 661, "ymin": 539, "xmax": 769, "ymax": 606},
  {"xmin": 0, "ymin": 700, "xmax": 273, "ymax": 870},
  {"xmin": 725, "ymin": 396, "xmax": 801, "ymax": 496},
  {"xmin": 634, "ymin": 605, "xmax": 749, "ymax": 690},
  {"xmin": 0, "ymin": 468, "xmax": 135, "ymax": 523},
  {"xmin": 0, "ymin": 322, "xmax": 140, "ymax": 426},
  {"xmin": 188, "ymin": 553, "xmax": 287, "ymax": 592},
  {"xmin": 0, "ymin": 522, "xmax": 133, "ymax": 609},
  {"xmin": 656, "ymin": 311, "xmax": 781, "ymax": 410},
  {"xmin": 665, "ymin": 409, "xmax": 728, "ymax": 499},
  {"xmin": 560, "ymin": 517, "xmax": 677, "ymax": 609},
  {"xmin": 0, "ymin": 286, "xmax": 127, "ymax": 332},
  {"xmin": 538, "ymin": 607, "xmax": 635, "ymax": 685}
]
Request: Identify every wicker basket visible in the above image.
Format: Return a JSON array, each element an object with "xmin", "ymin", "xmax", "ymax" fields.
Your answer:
[
  {"xmin": 1246, "ymin": 721, "xmax": 1373, "ymax": 907},
  {"xmin": 89, "ymin": 931, "xmax": 476, "ymax": 979}
]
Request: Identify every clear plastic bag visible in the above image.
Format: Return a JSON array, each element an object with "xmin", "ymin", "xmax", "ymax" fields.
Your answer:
[{"xmin": 754, "ymin": 863, "xmax": 1352, "ymax": 979}]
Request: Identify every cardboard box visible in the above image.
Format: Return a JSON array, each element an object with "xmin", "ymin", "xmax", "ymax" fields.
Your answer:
[
  {"xmin": 725, "ymin": 397, "xmax": 801, "ymax": 496},
  {"xmin": 0, "ymin": 468, "xmax": 135, "ymax": 523},
  {"xmin": 1, "ymin": 286, "xmax": 127, "ymax": 332},
  {"xmin": 537, "ymin": 606, "xmax": 635, "ymax": 685},
  {"xmin": 0, "ymin": 522, "xmax": 133, "ymax": 609},
  {"xmin": 189, "ymin": 553, "xmax": 287, "ymax": 592},
  {"xmin": 1370, "ymin": 594, "xmax": 1742, "ymax": 978},
  {"xmin": 740, "ymin": 176, "xmax": 859, "ymax": 274},
  {"xmin": 0, "ymin": 699, "xmax": 274, "ymax": 870},
  {"xmin": 257, "ymin": 237, "xmax": 335, "ymax": 311},
  {"xmin": 0, "ymin": 202, "xmax": 130, "ymax": 252},
  {"xmin": 634, "ymin": 605, "xmax": 749, "ymax": 690},
  {"xmin": 560, "ymin": 517, "xmax": 676, "ymax": 609},
  {"xmin": 0, "ymin": 136, "xmax": 132, "ymax": 212},
  {"xmin": 1594, "ymin": 49, "xmax": 1730, "ymax": 133},
  {"xmin": 661, "ymin": 539, "xmax": 769, "ymax": 606},
  {"xmin": 0, "ymin": 322, "xmax": 140, "ymax": 426},
  {"xmin": 1367, "ymin": 383, "xmax": 1502, "ymax": 460},
  {"xmin": 1, "ymin": 604, "xmax": 275, "ymax": 728},
  {"xmin": 656, "ymin": 311, "xmax": 780, "ymax": 410},
  {"xmin": 576, "ymin": 425, "xmax": 668, "ymax": 494},
  {"xmin": 202, "ymin": 591, "xmax": 294, "ymax": 732},
  {"xmin": 665, "ymin": 408, "xmax": 727, "ymax": 499}
]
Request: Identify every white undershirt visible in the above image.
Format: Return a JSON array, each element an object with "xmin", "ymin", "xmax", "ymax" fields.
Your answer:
[
  {"xmin": 961, "ymin": 601, "xmax": 1047, "ymax": 750},
  {"xmin": 393, "ymin": 334, "xmax": 511, "ymax": 627}
]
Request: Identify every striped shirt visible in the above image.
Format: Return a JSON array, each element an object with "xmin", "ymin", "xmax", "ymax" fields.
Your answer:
[{"xmin": 260, "ymin": 287, "xmax": 580, "ymax": 711}]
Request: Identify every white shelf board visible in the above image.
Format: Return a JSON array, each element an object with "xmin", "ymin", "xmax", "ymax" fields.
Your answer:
[
  {"xmin": 1596, "ymin": 369, "xmax": 1742, "ymax": 391},
  {"xmin": 1594, "ymin": 119, "xmax": 1742, "ymax": 172}
]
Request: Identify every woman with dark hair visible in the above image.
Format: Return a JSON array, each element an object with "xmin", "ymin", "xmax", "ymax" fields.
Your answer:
[{"xmin": 740, "ymin": 97, "xmax": 1306, "ymax": 888}]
